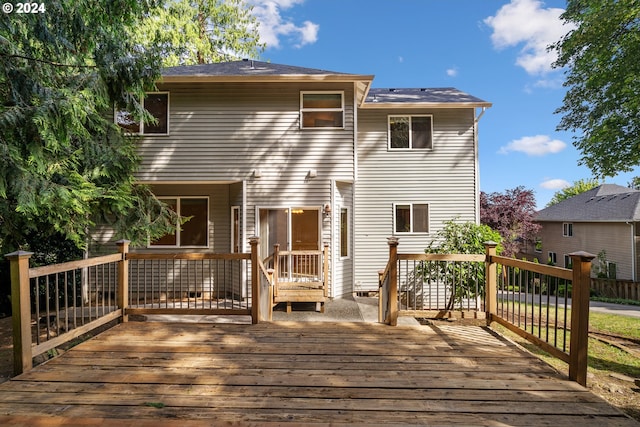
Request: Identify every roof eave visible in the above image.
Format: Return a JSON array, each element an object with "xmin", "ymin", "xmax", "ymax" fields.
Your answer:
[
  {"xmin": 361, "ymin": 102, "xmax": 493, "ymax": 109},
  {"xmin": 160, "ymin": 74, "xmax": 375, "ymax": 84}
]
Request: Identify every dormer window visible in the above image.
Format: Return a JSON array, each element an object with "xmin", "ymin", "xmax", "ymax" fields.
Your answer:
[{"xmin": 300, "ymin": 92, "xmax": 344, "ymax": 129}]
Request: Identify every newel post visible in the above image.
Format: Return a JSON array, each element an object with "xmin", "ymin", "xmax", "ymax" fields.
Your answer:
[
  {"xmin": 116, "ymin": 240, "xmax": 130, "ymax": 323},
  {"xmin": 484, "ymin": 241, "xmax": 498, "ymax": 326},
  {"xmin": 569, "ymin": 251, "xmax": 595, "ymax": 386},
  {"xmin": 272, "ymin": 244, "xmax": 280, "ymax": 298},
  {"xmin": 387, "ymin": 237, "xmax": 399, "ymax": 326},
  {"xmin": 249, "ymin": 236, "xmax": 260, "ymax": 324},
  {"xmin": 323, "ymin": 242, "xmax": 330, "ymax": 297},
  {"xmin": 5, "ymin": 251, "xmax": 33, "ymax": 375}
]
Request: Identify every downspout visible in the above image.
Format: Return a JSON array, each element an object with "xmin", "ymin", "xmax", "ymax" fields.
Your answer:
[
  {"xmin": 352, "ymin": 83, "xmax": 359, "ymax": 295},
  {"xmin": 330, "ymin": 179, "xmax": 336, "ymax": 298},
  {"xmin": 473, "ymin": 107, "xmax": 487, "ymax": 225}
]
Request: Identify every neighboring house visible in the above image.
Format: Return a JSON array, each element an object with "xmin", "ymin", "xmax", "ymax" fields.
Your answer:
[
  {"xmin": 98, "ymin": 60, "xmax": 491, "ymax": 297},
  {"xmin": 532, "ymin": 184, "xmax": 640, "ymax": 281}
]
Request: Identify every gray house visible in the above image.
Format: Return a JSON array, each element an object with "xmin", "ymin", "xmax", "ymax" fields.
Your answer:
[
  {"xmin": 532, "ymin": 184, "xmax": 640, "ymax": 281},
  {"xmin": 105, "ymin": 60, "xmax": 491, "ymax": 298}
]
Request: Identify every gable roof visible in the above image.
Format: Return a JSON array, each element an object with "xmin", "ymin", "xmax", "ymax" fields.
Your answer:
[
  {"xmin": 160, "ymin": 60, "xmax": 490, "ymax": 109},
  {"xmin": 364, "ymin": 88, "xmax": 491, "ymax": 108},
  {"xmin": 535, "ymin": 184, "xmax": 640, "ymax": 222}
]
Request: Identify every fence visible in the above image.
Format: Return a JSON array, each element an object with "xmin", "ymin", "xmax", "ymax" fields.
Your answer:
[
  {"xmin": 6, "ymin": 237, "xmax": 272, "ymax": 375},
  {"xmin": 591, "ymin": 278, "xmax": 640, "ymax": 301},
  {"xmin": 379, "ymin": 239, "xmax": 594, "ymax": 386}
]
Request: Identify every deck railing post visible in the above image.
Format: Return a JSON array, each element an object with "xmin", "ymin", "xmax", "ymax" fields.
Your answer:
[
  {"xmin": 250, "ymin": 236, "xmax": 260, "ymax": 324},
  {"xmin": 5, "ymin": 250, "xmax": 34, "ymax": 375},
  {"xmin": 484, "ymin": 241, "xmax": 498, "ymax": 326},
  {"xmin": 387, "ymin": 237, "xmax": 399, "ymax": 326},
  {"xmin": 569, "ymin": 251, "xmax": 595, "ymax": 386},
  {"xmin": 273, "ymin": 244, "xmax": 280, "ymax": 297},
  {"xmin": 323, "ymin": 242, "xmax": 329, "ymax": 297},
  {"xmin": 116, "ymin": 240, "xmax": 130, "ymax": 323}
]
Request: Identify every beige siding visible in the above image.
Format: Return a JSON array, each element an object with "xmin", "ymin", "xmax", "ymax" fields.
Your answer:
[
  {"xmin": 538, "ymin": 221, "xmax": 636, "ymax": 280},
  {"xmin": 137, "ymin": 82, "xmax": 355, "ymax": 183},
  {"xmin": 354, "ymin": 108, "xmax": 478, "ymax": 291}
]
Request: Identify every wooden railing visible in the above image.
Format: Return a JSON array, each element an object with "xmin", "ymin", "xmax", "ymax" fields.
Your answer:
[
  {"xmin": 380, "ymin": 238, "xmax": 595, "ymax": 386},
  {"xmin": 5, "ymin": 237, "xmax": 272, "ymax": 375}
]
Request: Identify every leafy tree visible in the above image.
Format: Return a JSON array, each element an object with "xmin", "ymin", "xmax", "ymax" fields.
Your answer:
[
  {"xmin": 417, "ymin": 220, "xmax": 502, "ymax": 311},
  {"xmin": 135, "ymin": 0, "xmax": 264, "ymax": 66},
  {"xmin": 480, "ymin": 187, "xmax": 540, "ymax": 257},
  {"xmin": 552, "ymin": 0, "xmax": 640, "ymax": 177},
  {"xmin": 546, "ymin": 178, "xmax": 601, "ymax": 207},
  {"xmin": 0, "ymin": 0, "xmax": 179, "ymax": 253},
  {"xmin": 629, "ymin": 176, "xmax": 640, "ymax": 190}
]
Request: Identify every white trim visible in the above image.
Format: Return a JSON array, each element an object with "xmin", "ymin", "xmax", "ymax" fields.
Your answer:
[
  {"xmin": 300, "ymin": 91, "xmax": 345, "ymax": 130},
  {"xmin": 392, "ymin": 202, "xmax": 430, "ymax": 234},
  {"xmin": 231, "ymin": 206, "xmax": 240, "ymax": 253},
  {"xmin": 387, "ymin": 114, "xmax": 433, "ymax": 150},
  {"xmin": 149, "ymin": 196, "xmax": 209, "ymax": 248}
]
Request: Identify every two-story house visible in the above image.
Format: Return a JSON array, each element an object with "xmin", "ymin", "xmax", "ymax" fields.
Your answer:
[
  {"xmin": 104, "ymin": 60, "xmax": 491, "ymax": 299},
  {"xmin": 532, "ymin": 184, "xmax": 640, "ymax": 281}
]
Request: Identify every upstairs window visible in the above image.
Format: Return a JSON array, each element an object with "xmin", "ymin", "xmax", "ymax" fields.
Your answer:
[
  {"xmin": 150, "ymin": 197, "xmax": 208, "ymax": 247},
  {"xmin": 394, "ymin": 203, "xmax": 429, "ymax": 234},
  {"xmin": 300, "ymin": 92, "xmax": 344, "ymax": 129},
  {"xmin": 389, "ymin": 115, "xmax": 433, "ymax": 150},
  {"xmin": 563, "ymin": 222, "xmax": 573, "ymax": 237},
  {"xmin": 116, "ymin": 92, "xmax": 169, "ymax": 135}
]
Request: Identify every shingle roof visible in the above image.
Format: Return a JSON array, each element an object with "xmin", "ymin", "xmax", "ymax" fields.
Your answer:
[
  {"xmin": 365, "ymin": 88, "xmax": 490, "ymax": 105},
  {"xmin": 162, "ymin": 60, "xmax": 356, "ymax": 77},
  {"xmin": 535, "ymin": 184, "xmax": 640, "ymax": 222}
]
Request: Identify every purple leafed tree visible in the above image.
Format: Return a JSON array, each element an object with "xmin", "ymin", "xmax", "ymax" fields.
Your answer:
[{"xmin": 480, "ymin": 186, "xmax": 541, "ymax": 257}]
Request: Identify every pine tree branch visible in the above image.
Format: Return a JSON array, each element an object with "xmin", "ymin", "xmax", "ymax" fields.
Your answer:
[{"xmin": 0, "ymin": 52, "xmax": 96, "ymax": 69}]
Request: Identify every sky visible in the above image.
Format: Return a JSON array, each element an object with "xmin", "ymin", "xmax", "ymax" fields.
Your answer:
[{"xmin": 244, "ymin": 0, "xmax": 639, "ymax": 208}]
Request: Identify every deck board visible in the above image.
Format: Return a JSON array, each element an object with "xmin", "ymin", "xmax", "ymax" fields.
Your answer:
[{"xmin": 0, "ymin": 321, "xmax": 635, "ymax": 426}]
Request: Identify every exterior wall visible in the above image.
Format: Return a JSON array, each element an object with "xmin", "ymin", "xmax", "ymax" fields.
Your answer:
[
  {"xmin": 137, "ymin": 82, "xmax": 355, "ymax": 182},
  {"xmin": 133, "ymin": 81, "xmax": 357, "ymax": 295},
  {"xmin": 354, "ymin": 108, "xmax": 478, "ymax": 291},
  {"xmin": 537, "ymin": 221, "xmax": 636, "ymax": 280}
]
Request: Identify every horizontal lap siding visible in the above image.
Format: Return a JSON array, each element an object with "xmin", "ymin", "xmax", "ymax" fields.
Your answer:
[
  {"xmin": 539, "ymin": 221, "xmax": 635, "ymax": 280},
  {"xmin": 354, "ymin": 108, "xmax": 478, "ymax": 291},
  {"xmin": 137, "ymin": 82, "xmax": 354, "ymax": 183}
]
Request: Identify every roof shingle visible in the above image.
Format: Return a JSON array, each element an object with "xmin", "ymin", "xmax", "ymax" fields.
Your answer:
[{"xmin": 535, "ymin": 184, "xmax": 640, "ymax": 222}]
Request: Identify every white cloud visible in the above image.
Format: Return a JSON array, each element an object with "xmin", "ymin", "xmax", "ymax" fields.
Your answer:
[
  {"xmin": 540, "ymin": 179, "xmax": 571, "ymax": 190},
  {"xmin": 398, "ymin": 56, "xmax": 404, "ymax": 63},
  {"xmin": 498, "ymin": 135, "xmax": 567, "ymax": 156},
  {"xmin": 484, "ymin": 0, "xmax": 574, "ymax": 75},
  {"xmin": 446, "ymin": 67, "xmax": 458, "ymax": 77},
  {"xmin": 248, "ymin": 0, "xmax": 319, "ymax": 49}
]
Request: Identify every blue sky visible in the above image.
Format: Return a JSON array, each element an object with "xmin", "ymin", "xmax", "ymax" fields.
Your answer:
[{"xmin": 246, "ymin": 0, "xmax": 639, "ymax": 208}]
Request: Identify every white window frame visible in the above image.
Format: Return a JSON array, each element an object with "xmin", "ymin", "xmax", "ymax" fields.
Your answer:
[
  {"xmin": 548, "ymin": 251, "xmax": 557, "ymax": 265},
  {"xmin": 564, "ymin": 254, "xmax": 573, "ymax": 269},
  {"xmin": 388, "ymin": 114, "xmax": 433, "ymax": 150},
  {"xmin": 300, "ymin": 91, "xmax": 345, "ymax": 130},
  {"xmin": 339, "ymin": 206, "xmax": 350, "ymax": 259},
  {"xmin": 393, "ymin": 203, "xmax": 430, "ymax": 234},
  {"xmin": 562, "ymin": 222, "xmax": 573, "ymax": 237},
  {"xmin": 115, "ymin": 92, "xmax": 170, "ymax": 136},
  {"xmin": 231, "ymin": 206, "xmax": 240, "ymax": 253},
  {"xmin": 149, "ymin": 196, "xmax": 209, "ymax": 248}
]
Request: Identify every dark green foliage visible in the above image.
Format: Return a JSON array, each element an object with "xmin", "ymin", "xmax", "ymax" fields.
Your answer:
[
  {"xmin": 552, "ymin": 0, "xmax": 640, "ymax": 177},
  {"xmin": 0, "ymin": 0, "xmax": 179, "ymax": 252}
]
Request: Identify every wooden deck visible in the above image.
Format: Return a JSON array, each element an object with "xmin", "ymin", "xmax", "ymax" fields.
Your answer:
[{"xmin": 0, "ymin": 321, "xmax": 635, "ymax": 426}]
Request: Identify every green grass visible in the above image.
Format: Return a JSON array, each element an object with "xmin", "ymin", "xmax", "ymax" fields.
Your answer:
[
  {"xmin": 591, "ymin": 296, "xmax": 640, "ymax": 306},
  {"xmin": 588, "ymin": 311, "xmax": 640, "ymax": 340}
]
